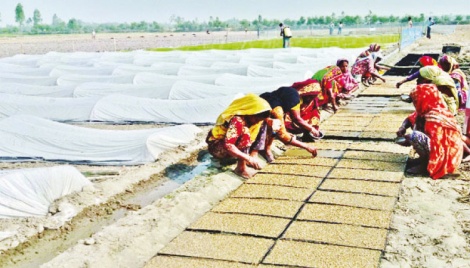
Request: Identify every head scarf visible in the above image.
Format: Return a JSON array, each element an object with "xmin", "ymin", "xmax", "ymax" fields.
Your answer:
[
  {"xmin": 409, "ymin": 84, "xmax": 462, "ymax": 179},
  {"xmin": 419, "ymin": 66, "xmax": 459, "ymax": 110},
  {"xmin": 336, "ymin": 58, "xmax": 349, "ymax": 67},
  {"xmin": 410, "ymin": 84, "xmax": 447, "ymax": 115},
  {"xmin": 419, "ymin": 56, "xmax": 438, "ymax": 67},
  {"xmin": 212, "ymin": 93, "xmax": 271, "ymax": 142},
  {"xmin": 369, "ymin": 43, "xmax": 380, "ymax": 52},
  {"xmin": 259, "ymin": 87, "xmax": 300, "ymax": 112},
  {"xmin": 439, "ymin": 54, "xmax": 459, "ymax": 73},
  {"xmin": 291, "ymin": 79, "xmax": 322, "ymax": 97},
  {"xmin": 419, "ymin": 66, "xmax": 456, "ymax": 89}
]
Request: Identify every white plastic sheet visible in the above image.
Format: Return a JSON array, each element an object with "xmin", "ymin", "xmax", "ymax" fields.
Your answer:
[
  {"xmin": 74, "ymin": 82, "xmax": 173, "ymax": 98},
  {"xmin": 177, "ymin": 65, "xmax": 247, "ymax": 76},
  {"xmin": 112, "ymin": 63, "xmax": 184, "ymax": 76},
  {"xmin": 247, "ymin": 65, "xmax": 308, "ymax": 79},
  {"xmin": 49, "ymin": 65, "xmax": 114, "ymax": 77},
  {"xmin": 0, "ymin": 115, "xmax": 202, "ymax": 165},
  {"xmin": 0, "ymin": 166, "xmax": 91, "ymax": 218},
  {"xmin": 91, "ymin": 94, "xmax": 240, "ymax": 123},
  {"xmin": 0, "ymin": 83, "xmax": 75, "ymax": 97},
  {"xmin": 215, "ymin": 73, "xmax": 293, "ymax": 88},
  {"xmin": 133, "ymin": 73, "xmax": 220, "ymax": 85},
  {"xmin": 0, "ymin": 93, "xmax": 96, "ymax": 121},
  {"xmin": 0, "ymin": 73, "xmax": 57, "ymax": 86},
  {"xmin": 57, "ymin": 74, "xmax": 134, "ymax": 86},
  {"xmin": 168, "ymin": 80, "xmax": 273, "ymax": 100}
]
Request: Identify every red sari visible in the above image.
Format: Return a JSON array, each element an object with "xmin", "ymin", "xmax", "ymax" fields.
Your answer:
[
  {"xmin": 409, "ymin": 84, "xmax": 463, "ymax": 179},
  {"xmin": 311, "ymin": 66, "xmax": 343, "ymax": 106},
  {"xmin": 285, "ymin": 79, "xmax": 322, "ymax": 133}
]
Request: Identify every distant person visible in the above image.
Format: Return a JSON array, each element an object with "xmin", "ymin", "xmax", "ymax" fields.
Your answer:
[
  {"xmin": 338, "ymin": 21, "xmax": 343, "ymax": 35},
  {"xmin": 279, "ymin": 23, "xmax": 292, "ymax": 48},
  {"xmin": 92, "ymin": 30, "xmax": 96, "ymax": 39},
  {"xmin": 329, "ymin": 22, "xmax": 334, "ymax": 35},
  {"xmin": 408, "ymin": 17, "xmax": 413, "ymax": 28},
  {"xmin": 426, "ymin": 17, "xmax": 435, "ymax": 39}
]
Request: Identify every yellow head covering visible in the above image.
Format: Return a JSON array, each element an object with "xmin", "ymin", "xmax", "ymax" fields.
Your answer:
[
  {"xmin": 419, "ymin": 65, "xmax": 459, "ymax": 109},
  {"xmin": 211, "ymin": 94, "xmax": 271, "ymax": 142}
]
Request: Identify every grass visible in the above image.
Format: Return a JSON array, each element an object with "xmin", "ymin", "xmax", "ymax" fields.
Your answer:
[{"xmin": 149, "ymin": 34, "xmax": 399, "ymax": 51}]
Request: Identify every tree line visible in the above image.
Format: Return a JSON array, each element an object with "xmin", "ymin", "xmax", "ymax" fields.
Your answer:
[{"xmin": 2, "ymin": 3, "xmax": 470, "ymax": 35}]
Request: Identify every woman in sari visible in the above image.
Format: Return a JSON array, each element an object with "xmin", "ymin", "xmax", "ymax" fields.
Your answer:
[
  {"xmin": 440, "ymin": 55, "xmax": 470, "ymax": 160},
  {"xmin": 356, "ymin": 43, "xmax": 381, "ymax": 61},
  {"xmin": 311, "ymin": 65, "xmax": 343, "ymax": 112},
  {"xmin": 419, "ymin": 65, "xmax": 459, "ymax": 115},
  {"xmin": 396, "ymin": 56, "xmax": 438, "ymax": 88},
  {"xmin": 259, "ymin": 87, "xmax": 318, "ymax": 162},
  {"xmin": 439, "ymin": 54, "xmax": 468, "ymax": 110},
  {"xmin": 351, "ymin": 52, "xmax": 387, "ymax": 86},
  {"xmin": 285, "ymin": 79, "xmax": 323, "ymax": 139},
  {"xmin": 396, "ymin": 84, "xmax": 462, "ymax": 179},
  {"xmin": 336, "ymin": 58, "xmax": 359, "ymax": 97},
  {"xmin": 206, "ymin": 94, "xmax": 271, "ymax": 178}
]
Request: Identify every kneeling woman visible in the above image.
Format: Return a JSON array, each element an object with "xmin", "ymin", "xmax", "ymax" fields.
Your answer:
[
  {"xmin": 206, "ymin": 94, "xmax": 271, "ymax": 178},
  {"xmin": 260, "ymin": 87, "xmax": 318, "ymax": 162},
  {"xmin": 396, "ymin": 84, "xmax": 462, "ymax": 179}
]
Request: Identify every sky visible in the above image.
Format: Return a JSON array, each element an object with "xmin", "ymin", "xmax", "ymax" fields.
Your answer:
[{"xmin": 0, "ymin": 0, "xmax": 467, "ymax": 26}]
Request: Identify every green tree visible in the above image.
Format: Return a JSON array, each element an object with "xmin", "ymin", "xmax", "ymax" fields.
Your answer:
[
  {"xmin": 67, "ymin": 18, "xmax": 80, "ymax": 31},
  {"xmin": 52, "ymin": 14, "xmax": 62, "ymax": 25},
  {"xmin": 33, "ymin": 9, "xmax": 42, "ymax": 26},
  {"xmin": 15, "ymin": 3, "xmax": 25, "ymax": 26},
  {"xmin": 297, "ymin": 16, "xmax": 306, "ymax": 26}
]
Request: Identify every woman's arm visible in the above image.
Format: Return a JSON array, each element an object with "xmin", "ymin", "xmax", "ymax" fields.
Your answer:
[
  {"xmin": 397, "ymin": 118, "xmax": 412, "ymax": 137},
  {"xmin": 288, "ymin": 109, "xmax": 320, "ymax": 136}
]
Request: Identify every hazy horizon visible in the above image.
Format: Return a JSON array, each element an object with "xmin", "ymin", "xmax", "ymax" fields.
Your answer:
[{"xmin": 0, "ymin": 0, "xmax": 468, "ymax": 26}]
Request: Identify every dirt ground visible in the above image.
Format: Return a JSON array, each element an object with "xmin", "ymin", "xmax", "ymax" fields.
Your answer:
[{"xmin": 0, "ymin": 26, "xmax": 469, "ymax": 267}]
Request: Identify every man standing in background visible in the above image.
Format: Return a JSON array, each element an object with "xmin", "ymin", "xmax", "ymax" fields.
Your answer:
[
  {"xmin": 279, "ymin": 23, "xmax": 292, "ymax": 48},
  {"xmin": 426, "ymin": 17, "xmax": 435, "ymax": 38}
]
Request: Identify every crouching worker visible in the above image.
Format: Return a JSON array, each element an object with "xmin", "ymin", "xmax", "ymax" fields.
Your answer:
[
  {"xmin": 206, "ymin": 94, "xmax": 271, "ymax": 179},
  {"xmin": 396, "ymin": 84, "xmax": 462, "ymax": 179},
  {"xmin": 260, "ymin": 87, "xmax": 318, "ymax": 162}
]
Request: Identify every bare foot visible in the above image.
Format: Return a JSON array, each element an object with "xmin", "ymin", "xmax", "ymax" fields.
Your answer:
[
  {"xmin": 234, "ymin": 166, "xmax": 258, "ymax": 179},
  {"xmin": 462, "ymin": 155, "xmax": 470, "ymax": 163},
  {"xmin": 260, "ymin": 150, "xmax": 275, "ymax": 163}
]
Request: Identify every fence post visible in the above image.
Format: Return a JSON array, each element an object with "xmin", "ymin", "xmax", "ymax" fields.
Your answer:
[{"xmin": 398, "ymin": 27, "xmax": 402, "ymax": 52}]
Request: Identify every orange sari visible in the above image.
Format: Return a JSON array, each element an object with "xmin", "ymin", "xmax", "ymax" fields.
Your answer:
[{"xmin": 409, "ymin": 84, "xmax": 463, "ymax": 179}]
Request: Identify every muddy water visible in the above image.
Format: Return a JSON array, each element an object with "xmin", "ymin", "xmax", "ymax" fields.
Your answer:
[{"xmin": 0, "ymin": 153, "xmax": 216, "ymax": 267}]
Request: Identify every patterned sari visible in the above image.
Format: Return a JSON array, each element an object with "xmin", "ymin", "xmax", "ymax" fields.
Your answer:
[
  {"xmin": 206, "ymin": 94, "xmax": 271, "ymax": 159},
  {"xmin": 408, "ymin": 84, "xmax": 463, "ymax": 179},
  {"xmin": 311, "ymin": 66, "xmax": 343, "ymax": 106},
  {"xmin": 285, "ymin": 79, "xmax": 322, "ymax": 133}
]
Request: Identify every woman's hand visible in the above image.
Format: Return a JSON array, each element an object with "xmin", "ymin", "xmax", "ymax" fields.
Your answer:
[
  {"xmin": 396, "ymin": 81, "xmax": 403, "ymax": 88},
  {"xmin": 396, "ymin": 126, "xmax": 406, "ymax": 137},
  {"xmin": 305, "ymin": 144, "xmax": 317, "ymax": 157},
  {"xmin": 247, "ymin": 156, "xmax": 263, "ymax": 170}
]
